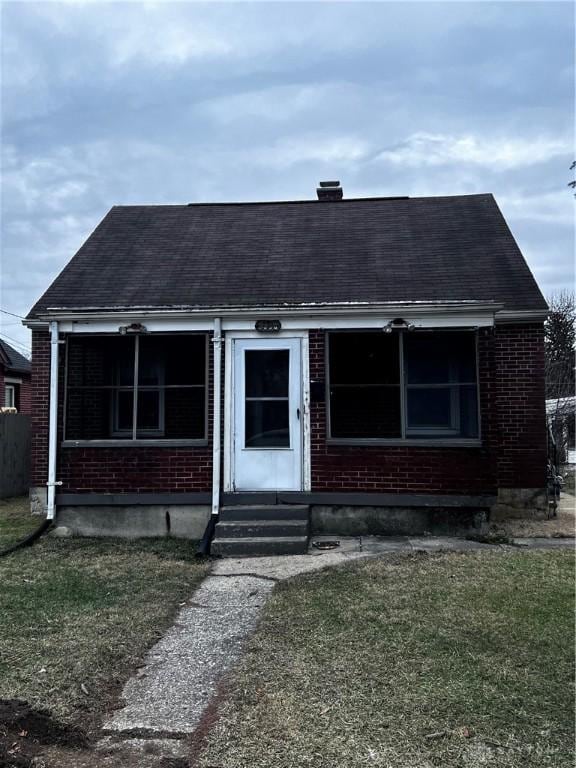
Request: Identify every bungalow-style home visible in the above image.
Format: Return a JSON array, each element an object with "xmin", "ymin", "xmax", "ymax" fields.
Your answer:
[
  {"xmin": 25, "ymin": 182, "xmax": 548, "ymax": 554},
  {"xmin": 0, "ymin": 339, "xmax": 31, "ymax": 414}
]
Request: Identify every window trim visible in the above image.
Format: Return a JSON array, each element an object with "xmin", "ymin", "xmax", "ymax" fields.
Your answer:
[
  {"xmin": 63, "ymin": 332, "xmax": 209, "ymax": 446},
  {"xmin": 325, "ymin": 329, "xmax": 482, "ymax": 446}
]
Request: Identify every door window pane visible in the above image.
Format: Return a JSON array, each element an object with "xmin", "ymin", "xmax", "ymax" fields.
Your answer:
[
  {"xmin": 245, "ymin": 400, "xmax": 289, "ymax": 447},
  {"xmin": 245, "ymin": 350, "xmax": 289, "ymax": 397}
]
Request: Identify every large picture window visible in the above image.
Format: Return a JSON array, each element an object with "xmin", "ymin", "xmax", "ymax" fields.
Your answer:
[
  {"xmin": 328, "ymin": 331, "xmax": 479, "ymax": 442},
  {"xmin": 65, "ymin": 334, "xmax": 207, "ymax": 442}
]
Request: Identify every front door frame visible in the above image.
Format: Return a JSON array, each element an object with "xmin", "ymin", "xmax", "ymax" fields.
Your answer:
[{"xmin": 223, "ymin": 330, "xmax": 311, "ymax": 493}]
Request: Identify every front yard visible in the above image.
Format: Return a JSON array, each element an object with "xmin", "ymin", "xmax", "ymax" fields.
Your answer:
[
  {"xmin": 0, "ymin": 497, "xmax": 574, "ymax": 767},
  {"xmin": 199, "ymin": 549, "xmax": 575, "ymax": 768},
  {"xmin": 0, "ymin": 498, "xmax": 208, "ymax": 741}
]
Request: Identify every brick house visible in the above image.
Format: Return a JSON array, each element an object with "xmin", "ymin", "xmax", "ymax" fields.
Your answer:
[
  {"xmin": 0, "ymin": 339, "xmax": 31, "ymax": 414},
  {"xmin": 25, "ymin": 183, "xmax": 548, "ymax": 553}
]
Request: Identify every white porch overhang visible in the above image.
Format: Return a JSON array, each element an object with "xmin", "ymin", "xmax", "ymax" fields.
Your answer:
[{"xmin": 23, "ymin": 300, "xmax": 521, "ymax": 333}]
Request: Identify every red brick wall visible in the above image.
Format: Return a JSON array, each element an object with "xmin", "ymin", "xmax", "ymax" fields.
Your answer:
[
  {"xmin": 493, "ymin": 324, "xmax": 547, "ymax": 488},
  {"xmin": 309, "ymin": 325, "xmax": 546, "ymax": 495},
  {"xmin": 31, "ymin": 324, "xmax": 546, "ymax": 496},
  {"xmin": 31, "ymin": 330, "xmax": 51, "ymax": 486},
  {"xmin": 18, "ymin": 377, "xmax": 32, "ymax": 414}
]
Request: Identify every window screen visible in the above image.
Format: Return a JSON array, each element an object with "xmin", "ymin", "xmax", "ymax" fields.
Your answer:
[
  {"xmin": 403, "ymin": 332, "xmax": 478, "ymax": 438},
  {"xmin": 327, "ymin": 330, "xmax": 479, "ymax": 441},
  {"xmin": 328, "ymin": 333, "xmax": 401, "ymax": 438},
  {"xmin": 65, "ymin": 334, "xmax": 206, "ymax": 441}
]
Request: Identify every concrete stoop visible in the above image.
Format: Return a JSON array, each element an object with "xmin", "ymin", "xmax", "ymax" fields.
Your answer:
[{"xmin": 211, "ymin": 505, "xmax": 310, "ymax": 556}]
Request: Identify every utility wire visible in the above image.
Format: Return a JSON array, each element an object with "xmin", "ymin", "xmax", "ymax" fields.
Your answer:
[
  {"xmin": 0, "ymin": 332, "xmax": 31, "ymax": 355},
  {"xmin": 0, "ymin": 307, "xmax": 25, "ymax": 319}
]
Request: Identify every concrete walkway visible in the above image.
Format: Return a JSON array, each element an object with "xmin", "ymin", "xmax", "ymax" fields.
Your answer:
[{"xmin": 99, "ymin": 535, "xmax": 574, "ymax": 761}]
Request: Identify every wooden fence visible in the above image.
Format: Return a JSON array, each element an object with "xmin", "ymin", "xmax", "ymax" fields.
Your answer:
[{"xmin": 0, "ymin": 413, "xmax": 31, "ymax": 499}]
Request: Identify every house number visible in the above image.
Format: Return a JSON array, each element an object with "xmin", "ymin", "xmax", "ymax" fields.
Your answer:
[{"xmin": 255, "ymin": 319, "xmax": 282, "ymax": 332}]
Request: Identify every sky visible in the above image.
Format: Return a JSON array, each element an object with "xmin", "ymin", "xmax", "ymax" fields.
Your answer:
[{"xmin": 1, "ymin": 0, "xmax": 574, "ymax": 357}]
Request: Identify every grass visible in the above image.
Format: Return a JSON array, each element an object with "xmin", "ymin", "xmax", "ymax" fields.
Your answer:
[
  {"xmin": 0, "ymin": 518, "xmax": 209, "ymax": 728},
  {"xmin": 199, "ymin": 550, "xmax": 575, "ymax": 768},
  {"xmin": 0, "ymin": 496, "xmax": 42, "ymax": 550}
]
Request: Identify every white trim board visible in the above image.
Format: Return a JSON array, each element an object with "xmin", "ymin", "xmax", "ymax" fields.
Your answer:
[{"xmin": 54, "ymin": 310, "xmax": 497, "ymax": 335}]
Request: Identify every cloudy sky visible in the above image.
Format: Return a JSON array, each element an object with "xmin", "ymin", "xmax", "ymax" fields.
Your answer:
[{"xmin": 1, "ymin": 0, "xmax": 573, "ymax": 356}]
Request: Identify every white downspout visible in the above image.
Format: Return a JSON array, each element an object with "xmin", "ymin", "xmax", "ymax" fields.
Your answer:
[
  {"xmin": 211, "ymin": 318, "xmax": 222, "ymax": 516},
  {"xmin": 46, "ymin": 320, "xmax": 61, "ymax": 520}
]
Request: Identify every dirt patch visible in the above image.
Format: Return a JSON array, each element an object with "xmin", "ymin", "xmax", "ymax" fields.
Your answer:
[
  {"xmin": 187, "ymin": 678, "xmax": 230, "ymax": 767},
  {"xmin": 0, "ymin": 699, "xmax": 87, "ymax": 768},
  {"xmin": 491, "ymin": 492, "xmax": 575, "ymax": 539}
]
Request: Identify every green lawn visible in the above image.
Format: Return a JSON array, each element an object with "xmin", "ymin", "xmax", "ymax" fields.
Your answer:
[
  {"xmin": 0, "ymin": 530, "xmax": 209, "ymax": 729},
  {"xmin": 0, "ymin": 496, "xmax": 41, "ymax": 550},
  {"xmin": 199, "ymin": 551, "xmax": 575, "ymax": 768}
]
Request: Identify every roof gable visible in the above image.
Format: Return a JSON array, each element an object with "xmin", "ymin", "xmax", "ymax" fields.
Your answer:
[{"xmin": 0, "ymin": 340, "xmax": 31, "ymax": 374}]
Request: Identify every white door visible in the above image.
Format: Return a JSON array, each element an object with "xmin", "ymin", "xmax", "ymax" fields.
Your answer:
[{"xmin": 233, "ymin": 338, "xmax": 302, "ymax": 491}]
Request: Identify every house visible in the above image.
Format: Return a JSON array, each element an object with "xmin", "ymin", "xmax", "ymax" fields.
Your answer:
[
  {"xmin": 0, "ymin": 339, "xmax": 31, "ymax": 414},
  {"xmin": 25, "ymin": 182, "xmax": 549, "ymax": 553}
]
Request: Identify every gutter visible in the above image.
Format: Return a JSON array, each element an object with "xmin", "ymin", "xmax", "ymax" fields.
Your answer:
[
  {"xmin": 24, "ymin": 301, "xmax": 506, "ymax": 325},
  {"xmin": 211, "ymin": 318, "xmax": 222, "ymax": 517},
  {"xmin": 196, "ymin": 317, "xmax": 222, "ymax": 557}
]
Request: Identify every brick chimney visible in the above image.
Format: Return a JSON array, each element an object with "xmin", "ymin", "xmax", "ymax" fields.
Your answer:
[{"xmin": 316, "ymin": 180, "xmax": 343, "ymax": 201}]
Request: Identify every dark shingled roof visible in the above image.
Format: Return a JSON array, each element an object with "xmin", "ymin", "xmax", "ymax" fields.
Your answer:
[
  {"xmin": 28, "ymin": 193, "xmax": 546, "ymax": 318},
  {"xmin": 0, "ymin": 340, "xmax": 31, "ymax": 374}
]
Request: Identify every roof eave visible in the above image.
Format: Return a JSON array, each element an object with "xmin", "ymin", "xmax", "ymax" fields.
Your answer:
[{"xmin": 25, "ymin": 300, "xmax": 507, "ymax": 326}]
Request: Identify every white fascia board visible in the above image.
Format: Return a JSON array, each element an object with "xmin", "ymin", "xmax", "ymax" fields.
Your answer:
[
  {"xmin": 222, "ymin": 313, "xmax": 495, "ymax": 330},
  {"xmin": 57, "ymin": 318, "xmax": 213, "ymax": 333},
  {"xmin": 27, "ymin": 300, "xmax": 502, "ymax": 323},
  {"xmin": 494, "ymin": 309, "xmax": 548, "ymax": 324},
  {"xmin": 38, "ymin": 302, "xmax": 501, "ymax": 333}
]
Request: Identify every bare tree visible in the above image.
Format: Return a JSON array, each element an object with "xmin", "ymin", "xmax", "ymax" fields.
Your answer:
[{"xmin": 545, "ymin": 291, "xmax": 575, "ymax": 462}]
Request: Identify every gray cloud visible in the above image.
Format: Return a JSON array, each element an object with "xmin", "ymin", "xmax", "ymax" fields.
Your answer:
[{"xmin": 1, "ymin": 1, "xmax": 573, "ymax": 352}]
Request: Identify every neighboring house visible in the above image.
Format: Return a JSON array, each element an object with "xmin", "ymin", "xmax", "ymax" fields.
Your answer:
[
  {"xmin": 0, "ymin": 339, "xmax": 31, "ymax": 414},
  {"xmin": 25, "ymin": 183, "xmax": 549, "ymax": 550}
]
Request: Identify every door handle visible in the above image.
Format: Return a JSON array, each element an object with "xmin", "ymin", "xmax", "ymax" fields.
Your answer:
[{"xmin": 296, "ymin": 408, "xmax": 300, "ymax": 420}]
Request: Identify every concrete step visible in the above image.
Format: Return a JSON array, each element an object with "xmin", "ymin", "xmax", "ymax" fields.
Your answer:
[
  {"xmin": 211, "ymin": 536, "xmax": 309, "ymax": 557},
  {"xmin": 219, "ymin": 505, "xmax": 310, "ymax": 522},
  {"xmin": 215, "ymin": 520, "xmax": 309, "ymax": 538}
]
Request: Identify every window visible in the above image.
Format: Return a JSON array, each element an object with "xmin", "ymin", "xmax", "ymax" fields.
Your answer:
[
  {"xmin": 328, "ymin": 331, "xmax": 479, "ymax": 442},
  {"xmin": 4, "ymin": 384, "xmax": 15, "ymax": 409},
  {"xmin": 65, "ymin": 334, "xmax": 207, "ymax": 442},
  {"xmin": 328, "ymin": 333, "xmax": 401, "ymax": 438},
  {"xmin": 403, "ymin": 333, "xmax": 478, "ymax": 438},
  {"xmin": 245, "ymin": 349, "xmax": 290, "ymax": 448}
]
